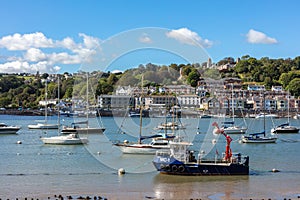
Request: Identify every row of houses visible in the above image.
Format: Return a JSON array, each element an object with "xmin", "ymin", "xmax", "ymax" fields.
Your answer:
[{"xmin": 97, "ymin": 93, "xmax": 300, "ymax": 112}]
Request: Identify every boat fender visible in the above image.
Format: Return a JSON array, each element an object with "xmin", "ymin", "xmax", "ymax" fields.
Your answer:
[
  {"xmin": 172, "ymin": 165, "xmax": 178, "ymax": 172},
  {"xmin": 178, "ymin": 165, "xmax": 185, "ymax": 172}
]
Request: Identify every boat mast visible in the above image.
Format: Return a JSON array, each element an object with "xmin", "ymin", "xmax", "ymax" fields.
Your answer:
[
  {"xmin": 263, "ymin": 92, "xmax": 266, "ymax": 137},
  {"xmin": 231, "ymin": 83, "xmax": 234, "ymax": 122},
  {"xmin": 287, "ymin": 90, "xmax": 290, "ymax": 124},
  {"xmin": 86, "ymin": 72, "xmax": 89, "ymax": 129},
  {"xmin": 138, "ymin": 75, "xmax": 144, "ymax": 144},
  {"xmin": 57, "ymin": 75, "xmax": 60, "ymax": 134},
  {"xmin": 45, "ymin": 80, "xmax": 48, "ymax": 124}
]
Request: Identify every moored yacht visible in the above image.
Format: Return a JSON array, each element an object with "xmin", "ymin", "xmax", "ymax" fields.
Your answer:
[{"xmin": 0, "ymin": 123, "xmax": 21, "ymax": 134}]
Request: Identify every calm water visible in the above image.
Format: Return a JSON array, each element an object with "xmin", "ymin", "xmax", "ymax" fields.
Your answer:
[{"xmin": 0, "ymin": 114, "xmax": 300, "ymax": 199}]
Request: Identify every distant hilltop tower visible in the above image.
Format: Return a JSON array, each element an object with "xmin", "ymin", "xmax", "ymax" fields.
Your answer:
[
  {"xmin": 207, "ymin": 57, "xmax": 212, "ymax": 68},
  {"xmin": 236, "ymin": 57, "xmax": 240, "ymax": 64}
]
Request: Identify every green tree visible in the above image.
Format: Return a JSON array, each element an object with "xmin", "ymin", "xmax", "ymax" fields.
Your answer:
[{"xmin": 287, "ymin": 78, "xmax": 300, "ymax": 97}]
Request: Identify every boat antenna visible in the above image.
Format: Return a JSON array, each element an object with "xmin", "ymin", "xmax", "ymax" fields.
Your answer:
[{"xmin": 212, "ymin": 122, "xmax": 232, "ymax": 161}]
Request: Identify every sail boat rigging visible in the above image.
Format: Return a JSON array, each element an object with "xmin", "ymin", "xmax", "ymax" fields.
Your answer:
[
  {"xmin": 61, "ymin": 73, "xmax": 105, "ymax": 134},
  {"xmin": 241, "ymin": 92, "xmax": 277, "ymax": 143},
  {"xmin": 28, "ymin": 79, "xmax": 59, "ymax": 129},
  {"xmin": 113, "ymin": 76, "xmax": 184, "ymax": 154},
  {"xmin": 271, "ymin": 91, "xmax": 299, "ymax": 134},
  {"xmin": 40, "ymin": 74, "xmax": 88, "ymax": 145},
  {"xmin": 221, "ymin": 84, "xmax": 247, "ymax": 134}
]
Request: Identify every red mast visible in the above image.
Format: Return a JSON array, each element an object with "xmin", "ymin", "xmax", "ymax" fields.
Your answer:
[{"xmin": 212, "ymin": 122, "xmax": 232, "ymax": 161}]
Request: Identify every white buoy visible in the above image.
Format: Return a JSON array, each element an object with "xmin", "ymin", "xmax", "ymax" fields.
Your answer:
[
  {"xmin": 97, "ymin": 151, "xmax": 101, "ymax": 155},
  {"xmin": 17, "ymin": 153, "xmax": 20, "ymax": 155},
  {"xmin": 212, "ymin": 139, "xmax": 217, "ymax": 144},
  {"xmin": 272, "ymin": 168, "xmax": 280, "ymax": 173},
  {"xmin": 118, "ymin": 168, "xmax": 125, "ymax": 175},
  {"xmin": 17, "ymin": 141, "xmax": 22, "ymax": 144}
]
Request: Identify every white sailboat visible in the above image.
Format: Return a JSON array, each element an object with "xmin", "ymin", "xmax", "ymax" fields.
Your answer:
[
  {"xmin": 41, "ymin": 75, "xmax": 88, "ymax": 145},
  {"xmin": 61, "ymin": 73, "xmax": 105, "ymax": 134},
  {"xmin": 113, "ymin": 77, "xmax": 184, "ymax": 154},
  {"xmin": 28, "ymin": 80, "xmax": 59, "ymax": 129},
  {"xmin": 221, "ymin": 84, "xmax": 247, "ymax": 134},
  {"xmin": 241, "ymin": 93, "xmax": 277, "ymax": 143},
  {"xmin": 271, "ymin": 91, "xmax": 299, "ymax": 134}
]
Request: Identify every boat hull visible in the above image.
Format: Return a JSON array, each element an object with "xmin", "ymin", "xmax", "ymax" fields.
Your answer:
[
  {"xmin": 241, "ymin": 137, "xmax": 277, "ymax": 143},
  {"xmin": 153, "ymin": 156, "xmax": 249, "ymax": 175},
  {"xmin": 28, "ymin": 123, "xmax": 59, "ymax": 129},
  {"xmin": 41, "ymin": 135, "xmax": 88, "ymax": 145},
  {"xmin": 271, "ymin": 128, "xmax": 299, "ymax": 134},
  {"xmin": 61, "ymin": 127, "xmax": 105, "ymax": 134},
  {"xmin": 223, "ymin": 127, "xmax": 247, "ymax": 134},
  {"xmin": 0, "ymin": 127, "xmax": 20, "ymax": 134},
  {"xmin": 114, "ymin": 143, "xmax": 170, "ymax": 155}
]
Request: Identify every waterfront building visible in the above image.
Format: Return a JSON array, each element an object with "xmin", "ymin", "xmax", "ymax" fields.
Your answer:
[
  {"xmin": 177, "ymin": 95, "xmax": 201, "ymax": 108},
  {"xmin": 97, "ymin": 95, "xmax": 135, "ymax": 109}
]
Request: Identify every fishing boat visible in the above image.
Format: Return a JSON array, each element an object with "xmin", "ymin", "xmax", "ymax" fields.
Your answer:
[
  {"xmin": 152, "ymin": 122, "xmax": 249, "ymax": 175},
  {"xmin": 28, "ymin": 80, "xmax": 59, "ymax": 129},
  {"xmin": 0, "ymin": 123, "xmax": 21, "ymax": 134},
  {"xmin": 241, "ymin": 93, "xmax": 277, "ymax": 143},
  {"xmin": 271, "ymin": 92, "xmax": 299, "ymax": 134}
]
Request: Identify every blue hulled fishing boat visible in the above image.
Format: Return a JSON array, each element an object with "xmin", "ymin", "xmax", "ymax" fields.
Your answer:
[{"xmin": 152, "ymin": 122, "xmax": 249, "ymax": 175}]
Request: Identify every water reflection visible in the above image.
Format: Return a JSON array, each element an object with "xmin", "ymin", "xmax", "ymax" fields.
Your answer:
[{"xmin": 152, "ymin": 174, "xmax": 249, "ymax": 199}]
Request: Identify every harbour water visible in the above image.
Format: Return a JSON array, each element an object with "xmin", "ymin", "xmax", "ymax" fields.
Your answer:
[{"xmin": 0, "ymin": 114, "xmax": 300, "ymax": 199}]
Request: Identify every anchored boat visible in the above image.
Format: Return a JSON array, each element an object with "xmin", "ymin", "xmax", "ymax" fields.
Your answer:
[{"xmin": 152, "ymin": 122, "xmax": 249, "ymax": 175}]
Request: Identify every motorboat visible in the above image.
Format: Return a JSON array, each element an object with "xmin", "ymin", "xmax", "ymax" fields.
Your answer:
[
  {"xmin": 271, "ymin": 123, "xmax": 299, "ymax": 134},
  {"xmin": 221, "ymin": 121, "xmax": 247, "ymax": 134},
  {"xmin": 0, "ymin": 123, "xmax": 21, "ymax": 134}
]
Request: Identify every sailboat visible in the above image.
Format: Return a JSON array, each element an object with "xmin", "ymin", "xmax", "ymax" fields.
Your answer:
[
  {"xmin": 61, "ymin": 73, "xmax": 105, "ymax": 134},
  {"xmin": 154, "ymin": 106, "xmax": 185, "ymax": 130},
  {"xmin": 40, "ymin": 75, "xmax": 88, "ymax": 145},
  {"xmin": 221, "ymin": 84, "xmax": 247, "ymax": 134},
  {"xmin": 271, "ymin": 91, "xmax": 299, "ymax": 134},
  {"xmin": 241, "ymin": 93, "xmax": 277, "ymax": 143},
  {"xmin": 28, "ymin": 80, "xmax": 59, "ymax": 129},
  {"xmin": 113, "ymin": 77, "xmax": 185, "ymax": 154}
]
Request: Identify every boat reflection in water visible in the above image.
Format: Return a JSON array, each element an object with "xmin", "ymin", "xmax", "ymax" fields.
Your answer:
[{"xmin": 152, "ymin": 173, "xmax": 249, "ymax": 199}]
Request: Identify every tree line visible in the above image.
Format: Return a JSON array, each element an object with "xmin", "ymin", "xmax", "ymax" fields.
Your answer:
[{"xmin": 1, "ymin": 55, "xmax": 300, "ymax": 109}]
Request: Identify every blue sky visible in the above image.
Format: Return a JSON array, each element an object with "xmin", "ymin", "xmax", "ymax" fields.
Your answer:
[{"xmin": 0, "ymin": 0, "xmax": 299, "ymax": 73}]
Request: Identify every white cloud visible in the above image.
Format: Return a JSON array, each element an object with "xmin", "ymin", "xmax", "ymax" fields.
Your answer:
[
  {"xmin": 246, "ymin": 29, "xmax": 278, "ymax": 44},
  {"xmin": 166, "ymin": 28, "xmax": 213, "ymax": 48},
  {"xmin": 0, "ymin": 32, "xmax": 102, "ymax": 73},
  {"xmin": 0, "ymin": 32, "xmax": 54, "ymax": 50},
  {"xmin": 139, "ymin": 34, "xmax": 152, "ymax": 44},
  {"xmin": 79, "ymin": 33, "xmax": 100, "ymax": 49},
  {"xmin": 24, "ymin": 48, "xmax": 47, "ymax": 62}
]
